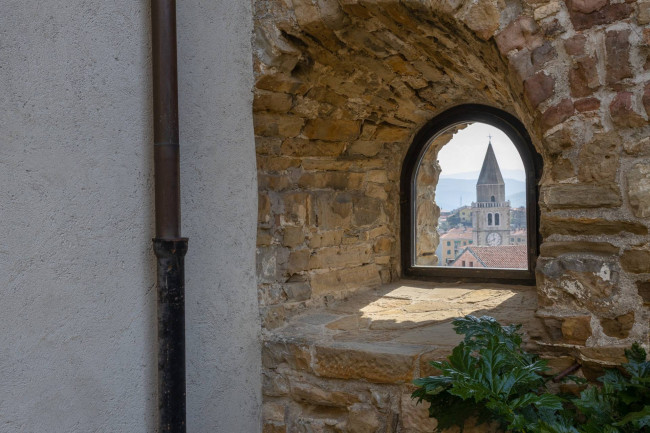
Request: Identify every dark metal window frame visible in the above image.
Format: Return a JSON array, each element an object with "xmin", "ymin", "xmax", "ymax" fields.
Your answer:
[{"xmin": 400, "ymin": 104, "xmax": 542, "ymax": 285}]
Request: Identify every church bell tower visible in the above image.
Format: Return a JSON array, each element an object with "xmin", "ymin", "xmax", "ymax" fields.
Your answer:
[{"xmin": 471, "ymin": 140, "xmax": 511, "ymax": 246}]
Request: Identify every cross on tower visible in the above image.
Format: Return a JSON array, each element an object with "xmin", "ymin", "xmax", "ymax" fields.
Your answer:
[{"xmin": 488, "ymin": 134, "xmax": 492, "ymax": 143}]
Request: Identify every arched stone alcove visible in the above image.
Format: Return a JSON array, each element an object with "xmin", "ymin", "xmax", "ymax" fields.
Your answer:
[{"xmin": 254, "ymin": 0, "xmax": 543, "ymax": 322}]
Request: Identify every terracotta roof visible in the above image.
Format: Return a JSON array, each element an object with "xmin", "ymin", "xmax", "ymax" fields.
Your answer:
[
  {"xmin": 439, "ymin": 227, "xmax": 473, "ymax": 240},
  {"xmin": 452, "ymin": 245, "xmax": 527, "ymax": 269}
]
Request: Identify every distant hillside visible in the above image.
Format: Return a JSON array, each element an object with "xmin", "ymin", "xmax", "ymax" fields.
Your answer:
[{"xmin": 434, "ymin": 177, "xmax": 526, "ymax": 211}]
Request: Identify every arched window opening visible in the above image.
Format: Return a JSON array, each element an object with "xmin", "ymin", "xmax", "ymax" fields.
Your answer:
[{"xmin": 400, "ymin": 105, "xmax": 542, "ymax": 284}]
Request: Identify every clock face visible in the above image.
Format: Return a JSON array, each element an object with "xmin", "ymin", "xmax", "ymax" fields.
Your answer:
[{"xmin": 487, "ymin": 232, "xmax": 502, "ymax": 246}]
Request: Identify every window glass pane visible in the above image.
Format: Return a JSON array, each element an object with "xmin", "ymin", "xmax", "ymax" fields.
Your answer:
[{"xmin": 414, "ymin": 122, "xmax": 527, "ymax": 269}]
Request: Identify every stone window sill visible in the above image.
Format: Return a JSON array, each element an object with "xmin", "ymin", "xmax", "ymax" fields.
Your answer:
[{"xmin": 263, "ymin": 279, "xmax": 543, "ymax": 384}]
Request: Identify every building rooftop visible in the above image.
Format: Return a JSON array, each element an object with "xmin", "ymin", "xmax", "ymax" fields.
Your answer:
[
  {"xmin": 453, "ymin": 245, "xmax": 527, "ymax": 269},
  {"xmin": 439, "ymin": 227, "xmax": 473, "ymax": 240}
]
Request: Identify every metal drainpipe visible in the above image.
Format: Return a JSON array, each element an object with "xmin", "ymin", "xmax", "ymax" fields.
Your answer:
[{"xmin": 151, "ymin": 1, "xmax": 187, "ymax": 432}]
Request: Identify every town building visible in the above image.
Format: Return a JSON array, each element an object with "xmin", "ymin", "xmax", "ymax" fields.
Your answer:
[{"xmin": 439, "ymin": 227, "xmax": 474, "ymax": 265}]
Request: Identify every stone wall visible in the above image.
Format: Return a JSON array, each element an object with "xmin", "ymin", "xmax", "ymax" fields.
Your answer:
[{"xmin": 253, "ymin": 0, "xmax": 650, "ymax": 429}]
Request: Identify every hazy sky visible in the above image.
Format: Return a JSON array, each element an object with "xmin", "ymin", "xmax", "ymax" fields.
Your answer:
[{"xmin": 436, "ymin": 122, "xmax": 525, "ymax": 177}]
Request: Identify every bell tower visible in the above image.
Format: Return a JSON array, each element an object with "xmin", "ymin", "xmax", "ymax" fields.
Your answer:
[{"xmin": 471, "ymin": 140, "xmax": 511, "ymax": 246}]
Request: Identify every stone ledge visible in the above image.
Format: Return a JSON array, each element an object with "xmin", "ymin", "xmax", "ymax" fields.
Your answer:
[{"xmin": 263, "ymin": 279, "xmax": 545, "ymax": 384}]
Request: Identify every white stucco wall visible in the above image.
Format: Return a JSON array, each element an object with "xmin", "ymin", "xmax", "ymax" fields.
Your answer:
[{"xmin": 0, "ymin": 0, "xmax": 260, "ymax": 431}]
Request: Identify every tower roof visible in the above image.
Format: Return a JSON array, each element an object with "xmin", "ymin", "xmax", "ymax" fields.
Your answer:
[{"xmin": 476, "ymin": 142, "xmax": 504, "ymax": 185}]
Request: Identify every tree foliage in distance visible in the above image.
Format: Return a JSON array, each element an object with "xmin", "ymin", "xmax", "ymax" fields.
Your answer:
[{"xmin": 412, "ymin": 315, "xmax": 650, "ymax": 433}]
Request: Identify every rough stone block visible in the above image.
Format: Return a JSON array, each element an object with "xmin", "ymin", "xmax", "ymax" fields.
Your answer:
[
  {"xmin": 263, "ymin": 338, "xmax": 313, "ymax": 371},
  {"xmin": 303, "ymin": 119, "xmax": 361, "ymax": 141},
  {"xmin": 400, "ymin": 392, "xmax": 438, "ymax": 432},
  {"xmin": 282, "ymin": 192, "xmax": 313, "ymax": 225},
  {"xmin": 495, "ymin": 16, "xmax": 543, "ymax": 54},
  {"xmin": 599, "ymin": 312, "xmax": 634, "ymax": 338},
  {"xmin": 254, "ymin": 90, "xmax": 294, "ymax": 113},
  {"xmin": 531, "ymin": 41, "xmax": 557, "ymax": 68},
  {"xmin": 564, "ymin": 34, "xmax": 586, "ymax": 56},
  {"xmin": 313, "ymin": 341, "xmax": 421, "ymax": 383},
  {"xmin": 347, "ymin": 141, "xmax": 383, "ymax": 157},
  {"xmin": 644, "ymin": 83, "xmax": 650, "ymax": 117},
  {"xmin": 262, "ymin": 371, "xmax": 290, "ymax": 397},
  {"xmin": 640, "ymin": 1, "xmax": 650, "ymax": 25},
  {"xmin": 262, "ymin": 305, "xmax": 287, "ymax": 330},
  {"xmin": 254, "ymin": 113, "xmax": 305, "ymax": 137},
  {"xmin": 263, "ymin": 422, "xmax": 286, "ymax": 433},
  {"xmin": 524, "ymin": 72, "xmax": 555, "ymax": 107},
  {"xmin": 283, "ymin": 226, "xmax": 305, "ymax": 248},
  {"xmin": 610, "ymin": 92, "xmax": 646, "ymax": 128},
  {"xmin": 627, "ymin": 163, "xmax": 650, "ymax": 218},
  {"xmin": 353, "ymin": 196, "xmax": 385, "ymax": 226},
  {"xmin": 566, "ymin": 0, "xmax": 633, "ymax": 30},
  {"xmin": 310, "ymin": 264, "xmax": 382, "ymax": 295},
  {"xmin": 579, "ymin": 346, "xmax": 628, "ymax": 364},
  {"xmin": 578, "ymin": 131, "xmax": 620, "ymax": 183},
  {"xmin": 623, "ymin": 136, "xmax": 650, "ymax": 156},
  {"xmin": 605, "ymin": 29, "xmax": 632, "ymax": 85},
  {"xmin": 541, "ymin": 184, "xmax": 621, "ymax": 209},
  {"xmin": 636, "ymin": 281, "xmax": 650, "ymax": 304},
  {"xmin": 256, "ymin": 73, "xmax": 308, "ymax": 94},
  {"xmin": 561, "ymin": 316, "xmax": 592, "ymax": 345},
  {"xmin": 534, "ymin": 1, "xmax": 562, "ymax": 20},
  {"xmin": 309, "ymin": 230, "xmax": 344, "ymax": 248},
  {"xmin": 259, "ymin": 193, "xmax": 272, "ymax": 224},
  {"xmin": 456, "ymin": 0, "xmax": 501, "ymax": 40},
  {"xmin": 288, "ymin": 248, "xmax": 310, "ymax": 274},
  {"xmin": 290, "ymin": 382, "xmax": 361, "ymax": 407},
  {"xmin": 540, "ymin": 241, "xmax": 619, "ymax": 257},
  {"xmin": 280, "ymin": 138, "xmax": 346, "ymax": 157},
  {"xmin": 298, "ymin": 172, "xmax": 364, "ymax": 190},
  {"xmin": 541, "ymin": 216, "xmax": 647, "ymax": 236},
  {"xmin": 569, "ymin": 56, "xmax": 599, "ymax": 97},
  {"xmin": 373, "ymin": 125, "xmax": 411, "ymax": 142},
  {"xmin": 308, "ymin": 244, "xmax": 373, "ymax": 269},
  {"xmin": 621, "ymin": 248, "xmax": 650, "ymax": 273},
  {"xmin": 257, "ymin": 156, "xmax": 301, "ymax": 172},
  {"xmin": 538, "ymin": 256, "xmax": 619, "ymax": 312},
  {"xmin": 541, "ymin": 99, "xmax": 574, "ymax": 130},
  {"xmin": 314, "ymin": 192, "xmax": 352, "ymax": 229},
  {"xmin": 574, "ymin": 97, "xmax": 600, "ymax": 112},
  {"xmin": 283, "ymin": 280, "xmax": 312, "ymax": 302},
  {"xmin": 569, "ymin": 0, "xmax": 607, "ymax": 14},
  {"xmin": 548, "ymin": 155, "xmax": 575, "ymax": 181},
  {"xmin": 347, "ymin": 403, "xmax": 381, "ymax": 433}
]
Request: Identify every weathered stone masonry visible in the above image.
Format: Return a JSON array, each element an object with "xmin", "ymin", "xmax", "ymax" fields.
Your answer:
[{"xmin": 253, "ymin": 0, "xmax": 650, "ymax": 431}]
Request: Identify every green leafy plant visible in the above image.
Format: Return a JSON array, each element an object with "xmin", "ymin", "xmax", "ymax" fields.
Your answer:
[
  {"xmin": 412, "ymin": 315, "xmax": 650, "ymax": 433},
  {"xmin": 572, "ymin": 343, "xmax": 650, "ymax": 433}
]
